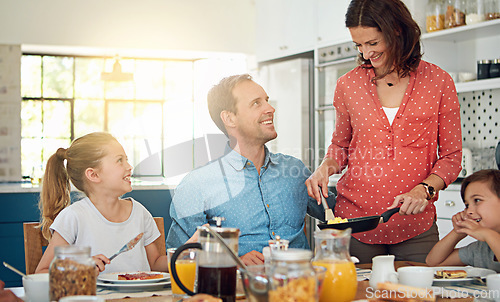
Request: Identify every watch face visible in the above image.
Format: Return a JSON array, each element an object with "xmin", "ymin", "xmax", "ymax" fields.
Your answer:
[{"xmin": 428, "ymin": 186, "xmax": 435, "ymax": 195}]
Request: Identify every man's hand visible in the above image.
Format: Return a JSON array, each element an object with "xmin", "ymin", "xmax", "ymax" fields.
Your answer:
[
  {"xmin": 240, "ymin": 250, "xmax": 265, "ymax": 266},
  {"xmin": 187, "ymin": 224, "xmax": 210, "ymax": 244},
  {"xmin": 0, "ymin": 280, "xmax": 23, "ymax": 302}
]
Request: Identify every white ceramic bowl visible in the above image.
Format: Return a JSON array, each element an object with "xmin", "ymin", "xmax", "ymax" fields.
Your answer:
[
  {"xmin": 458, "ymin": 72, "xmax": 476, "ymax": 82},
  {"xmin": 22, "ymin": 273, "xmax": 49, "ymax": 302},
  {"xmin": 487, "ymin": 274, "xmax": 500, "ymax": 302},
  {"xmin": 59, "ymin": 296, "xmax": 105, "ymax": 302}
]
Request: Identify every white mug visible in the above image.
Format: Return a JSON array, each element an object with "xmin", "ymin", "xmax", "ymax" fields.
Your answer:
[
  {"xmin": 394, "ymin": 266, "xmax": 434, "ymax": 288},
  {"xmin": 23, "ymin": 273, "xmax": 49, "ymax": 302},
  {"xmin": 487, "ymin": 274, "xmax": 500, "ymax": 302}
]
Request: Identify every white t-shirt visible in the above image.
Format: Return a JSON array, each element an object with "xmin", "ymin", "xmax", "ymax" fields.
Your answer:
[
  {"xmin": 50, "ymin": 197, "xmax": 160, "ymax": 274},
  {"xmin": 382, "ymin": 106, "xmax": 399, "ymax": 125}
]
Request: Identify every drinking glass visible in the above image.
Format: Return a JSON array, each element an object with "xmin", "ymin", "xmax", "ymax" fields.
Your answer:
[{"xmin": 167, "ymin": 248, "xmax": 197, "ymax": 301}]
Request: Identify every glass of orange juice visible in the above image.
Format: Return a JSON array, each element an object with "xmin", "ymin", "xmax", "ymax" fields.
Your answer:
[{"xmin": 167, "ymin": 248, "xmax": 197, "ymax": 301}]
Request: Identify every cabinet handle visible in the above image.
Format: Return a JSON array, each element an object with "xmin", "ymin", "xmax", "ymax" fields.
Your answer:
[{"xmin": 445, "ymin": 200, "xmax": 456, "ymax": 207}]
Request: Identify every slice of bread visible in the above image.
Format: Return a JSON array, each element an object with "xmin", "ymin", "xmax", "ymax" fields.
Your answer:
[{"xmin": 373, "ymin": 282, "xmax": 436, "ymax": 302}]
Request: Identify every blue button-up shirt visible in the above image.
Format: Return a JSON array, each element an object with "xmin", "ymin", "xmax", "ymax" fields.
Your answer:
[{"xmin": 166, "ymin": 146, "xmax": 333, "ymax": 256}]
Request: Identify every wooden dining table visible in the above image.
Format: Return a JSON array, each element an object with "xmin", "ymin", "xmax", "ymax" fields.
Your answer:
[
  {"xmin": 6, "ymin": 261, "xmax": 485, "ymax": 301},
  {"xmin": 103, "ymin": 261, "xmax": 480, "ymax": 301}
]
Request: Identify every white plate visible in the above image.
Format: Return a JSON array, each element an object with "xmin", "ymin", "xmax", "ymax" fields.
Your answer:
[
  {"xmin": 97, "ymin": 272, "xmax": 169, "ymax": 284},
  {"xmin": 432, "ymin": 266, "xmax": 496, "ymax": 284},
  {"xmin": 96, "ymin": 279, "xmax": 171, "ymax": 290}
]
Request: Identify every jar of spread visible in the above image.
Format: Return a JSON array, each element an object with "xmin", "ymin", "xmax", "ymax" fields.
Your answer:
[{"xmin": 49, "ymin": 246, "xmax": 96, "ymax": 301}]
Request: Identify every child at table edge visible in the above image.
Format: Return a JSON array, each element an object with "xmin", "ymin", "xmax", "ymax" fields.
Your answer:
[{"xmin": 426, "ymin": 169, "xmax": 500, "ymax": 272}]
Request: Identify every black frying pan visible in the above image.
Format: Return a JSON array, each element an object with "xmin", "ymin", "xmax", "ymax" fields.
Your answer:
[{"xmin": 317, "ymin": 207, "xmax": 400, "ymax": 233}]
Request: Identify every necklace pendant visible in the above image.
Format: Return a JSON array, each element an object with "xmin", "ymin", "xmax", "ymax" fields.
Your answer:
[{"xmin": 387, "ymin": 82, "xmax": 394, "ymax": 87}]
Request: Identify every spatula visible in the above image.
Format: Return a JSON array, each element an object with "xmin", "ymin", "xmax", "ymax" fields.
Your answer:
[
  {"xmin": 109, "ymin": 232, "xmax": 144, "ymax": 261},
  {"xmin": 321, "ymin": 194, "xmax": 335, "ymax": 222}
]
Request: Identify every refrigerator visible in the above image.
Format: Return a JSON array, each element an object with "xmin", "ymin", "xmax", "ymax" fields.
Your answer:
[
  {"xmin": 257, "ymin": 57, "xmax": 314, "ymax": 168},
  {"xmin": 256, "ymin": 57, "xmax": 316, "ymax": 244}
]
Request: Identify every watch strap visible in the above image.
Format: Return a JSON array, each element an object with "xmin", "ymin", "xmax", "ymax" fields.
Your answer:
[{"xmin": 419, "ymin": 182, "xmax": 435, "ymax": 200}]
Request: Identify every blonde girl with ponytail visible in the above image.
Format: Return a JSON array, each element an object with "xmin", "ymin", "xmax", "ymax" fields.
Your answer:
[{"xmin": 35, "ymin": 132, "xmax": 168, "ymax": 274}]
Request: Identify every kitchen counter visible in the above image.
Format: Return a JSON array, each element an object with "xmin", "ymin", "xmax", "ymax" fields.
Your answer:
[{"xmin": 0, "ymin": 180, "xmax": 176, "ymax": 193}]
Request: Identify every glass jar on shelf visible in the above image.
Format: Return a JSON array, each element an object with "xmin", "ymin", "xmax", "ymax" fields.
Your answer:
[
  {"xmin": 466, "ymin": 0, "xmax": 486, "ymax": 24},
  {"xmin": 485, "ymin": 0, "xmax": 500, "ymax": 19},
  {"xmin": 49, "ymin": 246, "xmax": 96, "ymax": 301},
  {"xmin": 426, "ymin": 0, "xmax": 446, "ymax": 32},
  {"xmin": 445, "ymin": 0, "xmax": 466, "ymax": 28}
]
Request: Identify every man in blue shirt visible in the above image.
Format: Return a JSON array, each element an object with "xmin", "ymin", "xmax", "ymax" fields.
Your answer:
[{"xmin": 167, "ymin": 74, "xmax": 334, "ymax": 265}]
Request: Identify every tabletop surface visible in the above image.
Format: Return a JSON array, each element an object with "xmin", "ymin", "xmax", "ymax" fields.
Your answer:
[{"xmin": 8, "ymin": 261, "xmax": 493, "ymax": 301}]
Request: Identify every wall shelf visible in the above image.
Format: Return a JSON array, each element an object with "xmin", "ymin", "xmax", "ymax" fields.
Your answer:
[
  {"xmin": 456, "ymin": 78, "xmax": 500, "ymax": 93},
  {"xmin": 422, "ymin": 19, "xmax": 500, "ymax": 42}
]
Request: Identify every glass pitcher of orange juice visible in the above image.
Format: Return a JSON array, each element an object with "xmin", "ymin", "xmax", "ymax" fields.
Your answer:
[{"xmin": 312, "ymin": 228, "xmax": 357, "ymax": 302}]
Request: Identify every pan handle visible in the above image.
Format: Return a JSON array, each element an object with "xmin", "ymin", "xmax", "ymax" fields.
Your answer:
[{"xmin": 380, "ymin": 207, "xmax": 400, "ymax": 223}]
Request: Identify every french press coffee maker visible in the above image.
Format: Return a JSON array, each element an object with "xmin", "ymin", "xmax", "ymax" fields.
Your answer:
[{"xmin": 170, "ymin": 222, "xmax": 240, "ymax": 302}]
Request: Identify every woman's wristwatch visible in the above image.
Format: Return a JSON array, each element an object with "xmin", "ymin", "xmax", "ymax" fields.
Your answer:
[{"xmin": 419, "ymin": 182, "xmax": 436, "ymax": 200}]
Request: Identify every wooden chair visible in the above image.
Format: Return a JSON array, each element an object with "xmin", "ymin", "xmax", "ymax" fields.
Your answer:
[
  {"xmin": 23, "ymin": 222, "xmax": 48, "ymax": 275},
  {"xmin": 153, "ymin": 217, "xmax": 166, "ymax": 256}
]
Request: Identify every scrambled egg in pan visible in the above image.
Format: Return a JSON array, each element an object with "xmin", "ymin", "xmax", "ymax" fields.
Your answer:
[{"xmin": 327, "ymin": 217, "xmax": 348, "ymax": 224}]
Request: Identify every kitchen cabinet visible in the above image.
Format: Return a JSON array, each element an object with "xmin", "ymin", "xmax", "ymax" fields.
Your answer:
[
  {"xmin": 255, "ymin": 0, "xmax": 315, "ymax": 62},
  {"xmin": 435, "ymin": 188, "xmax": 476, "ymax": 248},
  {"xmin": 315, "ymin": 0, "xmax": 351, "ymax": 47}
]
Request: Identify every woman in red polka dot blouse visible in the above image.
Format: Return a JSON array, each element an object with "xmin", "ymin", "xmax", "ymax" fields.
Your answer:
[{"xmin": 306, "ymin": 0, "xmax": 463, "ymax": 263}]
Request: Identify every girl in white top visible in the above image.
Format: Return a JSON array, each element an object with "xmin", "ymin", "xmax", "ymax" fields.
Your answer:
[{"xmin": 35, "ymin": 132, "xmax": 168, "ymax": 274}]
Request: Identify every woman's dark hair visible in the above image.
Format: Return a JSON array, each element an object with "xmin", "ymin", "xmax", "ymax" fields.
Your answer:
[
  {"xmin": 460, "ymin": 169, "xmax": 500, "ymax": 201},
  {"xmin": 345, "ymin": 0, "xmax": 422, "ymax": 80}
]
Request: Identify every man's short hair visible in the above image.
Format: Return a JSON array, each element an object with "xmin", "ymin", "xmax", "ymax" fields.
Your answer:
[{"xmin": 207, "ymin": 74, "xmax": 253, "ymax": 136}]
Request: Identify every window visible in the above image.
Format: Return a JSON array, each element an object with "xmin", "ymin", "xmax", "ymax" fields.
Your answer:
[{"xmin": 21, "ymin": 54, "xmax": 247, "ymax": 183}]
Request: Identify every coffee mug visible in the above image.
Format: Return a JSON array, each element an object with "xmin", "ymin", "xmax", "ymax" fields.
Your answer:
[
  {"xmin": 23, "ymin": 273, "xmax": 49, "ymax": 302},
  {"xmin": 395, "ymin": 267, "xmax": 434, "ymax": 288},
  {"xmin": 487, "ymin": 274, "xmax": 500, "ymax": 302}
]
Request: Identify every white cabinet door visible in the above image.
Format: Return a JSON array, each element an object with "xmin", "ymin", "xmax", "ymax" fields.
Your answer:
[
  {"xmin": 256, "ymin": 0, "xmax": 315, "ymax": 62},
  {"xmin": 316, "ymin": 0, "xmax": 351, "ymax": 46},
  {"xmin": 435, "ymin": 189, "xmax": 476, "ymax": 248}
]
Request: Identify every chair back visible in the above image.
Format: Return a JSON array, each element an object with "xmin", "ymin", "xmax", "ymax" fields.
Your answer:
[
  {"xmin": 23, "ymin": 222, "xmax": 49, "ymax": 275},
  {"xmin": 153, "ymin": 217, "xmax": 166, "ymax": 256}
]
